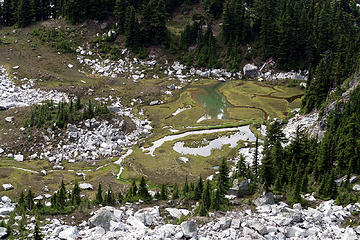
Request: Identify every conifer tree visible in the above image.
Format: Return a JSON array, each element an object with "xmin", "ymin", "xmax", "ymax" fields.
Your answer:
[
  {"xmin": 114, "ymin": 0, "xmax": 129, "ymax": 33},
  {"xmin": 288, "ymin": 167, "xmax": 302, "ymax": 204},
  {"xmin": 34, "ymin": 221, "xmax": 42, "ymax": 240},
  {"xmin": 71, "ymin": 181, "xmax": 81, "ymax": 205},
  {"xmin": 252, "ymin": 136, "xmax": 259, "ymax": 176},
  {"xmin": 202, "ymin": 180, "xmax": 211, "ymax": 210},
  {"xmin": 18, "ymin": 191, "xmax": 26, "ymax": 211},
  {"xmin": 3, "ymin": 0, "xmax": 12, "ymax": 26},
  {"xmin": 218, "ymin": 158, "xmax": 229, "ymax": 191},
  {"xmin": 172, "ymin": 184, "xmax": 179, "ymax": 200},
  {"xmin": 236, "ymin": 155, "xmax": 247, "ymax": 178},
  {"xmin": 57, "ymin": 180, "xmax": 67, "ymax": 209},
  {"xmin": 0, "ymin": 3, "xmax": 3, "ymax": 26},
  {"xmin": 124, "ymin": 6, "xmax": 140, "ymax": 51},
  {"xmin": 95, "ymin": 183, "xmax": 103, "ymax": 204},
  {"xmin": 118, "ymin": 191, "xmax": 124, "ymax": 203},
  {"xmin": 104, "ymin": 185, "xmax": 115, "ymax": 205},
  {"xmin": 138, "ymin": 176, "xmax": 151, "ymax": 201},
  {"xmin": 194, "ymin": 176, "xmax": 203, "ymax": 200},
  {"xmin": 25, "ymin": 189, "xmax": 35, "ymax": 210},
  {"xmin": 211, "ymin": 186, "xmax": 221, "ymax": 211},
  {"xmin": 182, "ymin": 176, "xmax": 189, "ymax": 197},
  {"xmin": 160, "ymin": 184, "xmax": 168, "ymax": 200},
  {"xmin": 198, "ymin": 201, "xmax": 207, "ymax": 216},
  {"xmin": 17, "ymin": 0, "xmax": 32, "ymax": 27},
  {"xmin": 130, "ymin": 179, "xmax": 137, "ymax": 197}
]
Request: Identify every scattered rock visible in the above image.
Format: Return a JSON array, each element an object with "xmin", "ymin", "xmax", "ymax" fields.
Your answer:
[
  {"xmin": 254, "ymin": 192, "xmax": 275, "ymax": 206},
  {"xmin": 58, "ymin": 226, "xmax": 78, "ymax": 240},
  {"xmin": 181, "ymin": 221, "xmax": 197, "ymax": 238},
  {"xmin": 5, "ymin": 116, "xmax": 13, "ymax": 123},
  {"xmin": 14, "ymin": 154, "xmax": 24, "ymax": 162},
  {"xmin": 243, "ymin": 64, "xmax": 258, "ymax": 77},
  {"xmin": 89, "ymin": 207, "xmax": 117, "ymax": 231},
  {"xmin": 165, "ymin": 208, "xmax": 190, "ymax": 219},
  {"xmin": 2, "ymin": 184, "xmax": 14, "ymax": 191},
  {"xmin": 0, "ymin": 227, "xmax": 7, "ymax": 239},
  {"xmin": 79, "ymin": 183, "xmax": 93, "ymax": 190},
  {"xmin": 352, "ymin": 184, "xmax": 360, "ymax": 191},
  {"xmin": 149, "ymin": 100, "xmax": 159, "ymax": 106}
]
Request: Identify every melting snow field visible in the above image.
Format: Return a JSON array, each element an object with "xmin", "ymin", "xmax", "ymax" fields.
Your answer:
[{"xmin": 142, "ymin": 125, "xmax": 258, "ymax": 157}]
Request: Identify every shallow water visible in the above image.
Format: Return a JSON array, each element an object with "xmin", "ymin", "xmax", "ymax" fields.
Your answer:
[{"xmin": 196, "ymin": 82, "xmax": 229, "ymax": 119}]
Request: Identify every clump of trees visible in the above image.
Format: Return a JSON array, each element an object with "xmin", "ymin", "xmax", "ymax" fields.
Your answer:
[{"xmin": 25, "ymin": 98, "xmax": 109, "ymax": 129}]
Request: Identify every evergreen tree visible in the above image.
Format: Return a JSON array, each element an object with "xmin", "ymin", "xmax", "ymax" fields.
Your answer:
[
  {"xmin": 34, "ymin": 221, "xmax": 42, "ymax": 240},
  {"xmin": 25, "ymin": 189, "xmax": 35, "ymax": 210},
  {"xmin": 124, "ymin": 6, "xmax": 141, "ymax": 51},
  {"xmin": 3, "ymin": 0, "xmax": 13, "ymax": 26},
  {"xmin": 138, "ymin": 176, "xmax": 151, "ymax": 201},
  {"xmin": 218, "ymin": 158, "xmax": 229, "ymax": 191},
  {"xmin": 0, "ymin": 2, "xmax": 3, "ymax": 26},
  {"xmin": 130, "ymin": 179, "xmax": 137, "ymax": 197},
  {"xmin": 202, "ymin": 180, "xmax": 211, "ymax": 210},
  {"xmin": 118, "ymin": 191, "xmax": 124, "ymax": 203},
  {"xmin": 57, "ymin": 180, "xmax": 67, "ymax": 209},
  {"xmin": 288, "ymin": 167, "xmax": 303, "ymax": 204},
  {"xmin": 104, "ymin": 185, "xmax": 115, "ymax": 205},
  {"xmin": 71, "ymin": 181, "xmax": 81, "ymax": 206},
  {"xmin": 211, "ymin": 186, "xmax": 221, "ymax": 211},
  {"xmin": 172, "ymin": 184, "xmax": 179, "ymax": 200},
  {"xmin": 17, "ymin": 0, "xmax": 32, "ymax": 27},
  {"xmin": 194, "ymin": 176, "xmax": 203, "ymax": 200},
  {"xmin": 160, "ymin": 184, "xmax": 168, "ymax": 200},
  {"xmin": 114, "ymin": 0, "xmax": 129, "ymax": 33},
  {"xmin": 252, "ymin": 136, "xmax": 259, "ymax": 176},
  {"xmin": 182, "ymin": 176, "xmax": 189, "ymax": 197},
  {"xmin": 95, "ymin": 183, "xmax": 103, "ymax": 204}
]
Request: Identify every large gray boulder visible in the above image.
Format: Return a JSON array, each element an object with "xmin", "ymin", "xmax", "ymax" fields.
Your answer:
[
  {"xmin": 89, "ymin": 208, "xmax": 118, "ymax": 231},
  {"xmin": 181, "ymin": 221, "xmax": 197, "ymax": 238},
  {"xmin": 243, "ymin": 64, "xmax": 259, "ymax": 77},
  {"xmin": 254, "ymin": 192, "xmax": 275, "ymax": 206}
]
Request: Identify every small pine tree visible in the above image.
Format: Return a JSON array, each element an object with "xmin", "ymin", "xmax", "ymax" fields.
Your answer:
[
  {"xmin": 95, "ymin": 183, "xmax": 103, "ymax": 204},
  {"xmin": 198, "ymin": 200, "xmax": 207, "ymax": 216},
  {"xmin": 194, "ymin": 176, "xmax": 203, "ymax": 200},
  {"xmin": 25, "ymin": 189, "xmax": 34, "ymax": 210},
  {"xmin": 252, "ymin": 135, "xmax": 259, "ymax": 176},
  {"xmin": 104, "ymin": 185, "xmax": 115, "ymax": 205},
  {"xmin": 182, "ymin": 176, "xmax": 189, "ymax": 197},
  {"xmin": 57, "ymin": 180, "xmax": 67, "ymax": 209},
  {"xmin": 172, "ymin": 184, "xmax": 179, "ymax": 200},
  {"xmin": 34, "ymin": 221, "xmax": 42, "ymax": 240},
  {"xmin": 130, "ymin": 179, "xmax": 137, "ymax": 197},
  {"xmin": 71, "ymin": 181, "xmax": 81, "ymax": 206},
  {"xmin": 202, "ymin": 180, "xmax": 211, "ymax": 210},
  {"xmin": 118, "ymin": 191, "xmax": 124, "ymax": 204},
  {"xmin": 138, "ymin": 176, "xmax": 151, "ymax": 201},
  {"xmin": 237, "ymin": 155, "xmax": 247, "ymax": 178},
  {"xmin": 211, "ymin": 187, "xmax": 221, "ymax": 211},
  {"xmin": 218, "ymin": 158, "xmax": 229, "ymax": 192},
  {"xmin": 160, "ymin": 184, "xmax": 168, "ymax": 200}
]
